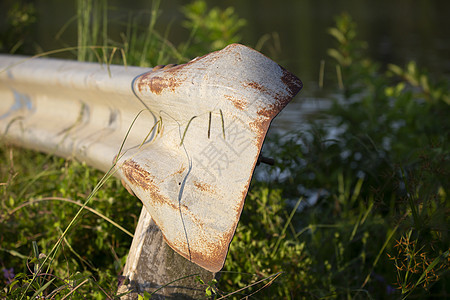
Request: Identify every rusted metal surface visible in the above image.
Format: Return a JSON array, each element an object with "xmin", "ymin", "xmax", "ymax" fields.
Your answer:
[
  {"xmin": 0, "ymin": 44, "xmax": 301, "ymax": 274},
  {"xmin": 115, "ymin": 44, "xmax": 302, "ymax": 272}
]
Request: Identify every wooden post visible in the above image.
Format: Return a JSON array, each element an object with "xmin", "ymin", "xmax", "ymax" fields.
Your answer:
[{"xmin": 118, "ymin": 208, "xmax": 217, "ymax": 299}]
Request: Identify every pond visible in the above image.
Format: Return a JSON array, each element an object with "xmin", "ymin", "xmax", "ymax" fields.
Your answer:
[{"xmin": 2, "ymin": 0, "xmax": 449, "ymax": 132}]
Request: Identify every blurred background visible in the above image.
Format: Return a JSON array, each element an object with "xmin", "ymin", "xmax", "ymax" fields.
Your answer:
[{"xmin": 1, "ymin": 0, "xmax": 449, "ymax": 132}]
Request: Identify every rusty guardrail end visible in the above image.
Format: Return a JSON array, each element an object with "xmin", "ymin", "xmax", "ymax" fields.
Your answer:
[{"xmin": 116, "ymin": 44, "xmax": 302, "ymax": 272}]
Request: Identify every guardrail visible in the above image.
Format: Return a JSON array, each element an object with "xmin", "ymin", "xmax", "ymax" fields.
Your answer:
[{"xmin": 0, "ymin": 44, "xmax": 302, "ymax": 298}]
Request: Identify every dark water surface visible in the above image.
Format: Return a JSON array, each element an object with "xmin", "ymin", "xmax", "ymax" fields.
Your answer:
[
  {"xmin": 4, "ymin": 0, "xmax": 450, "ymax": 131},
  {"xmin": 226, "ymin": 0, "xmax": 450, "ymax": 131}
]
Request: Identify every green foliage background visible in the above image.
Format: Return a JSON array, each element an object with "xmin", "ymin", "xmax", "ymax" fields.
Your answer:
[{"xmin": 1, "ymin": 1, "xmax": 449, "ymax": 299}]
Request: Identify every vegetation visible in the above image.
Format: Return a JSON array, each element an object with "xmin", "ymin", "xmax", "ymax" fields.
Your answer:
[
  {"xmin": 1, "ymin": 1, "xmax": 449, "ymax": 299},
  {"xmin": 225, "ymin": 14, "xmax": 449, "ymax": 299}
]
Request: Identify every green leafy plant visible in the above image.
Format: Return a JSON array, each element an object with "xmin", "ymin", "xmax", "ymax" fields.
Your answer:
[
  {"xmin": 180, "ymin": 0, "xmax": 247, "ymax": 57},
  {"xmin": 0, "ymin": 1, "xmax": 37, "ymax": 54},
  {"xmin": 388, "ymin": 230, "xmax": 449, "ymax": 297}
]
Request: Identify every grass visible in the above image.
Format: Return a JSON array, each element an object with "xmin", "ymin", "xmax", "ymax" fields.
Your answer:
[
  {"xmin": 0, "ymin": 146, "xmax": 140, "ymax": 298},
  {"xmin": 1, "ymin": 2, "xmax": 449, "ymax": 299}
]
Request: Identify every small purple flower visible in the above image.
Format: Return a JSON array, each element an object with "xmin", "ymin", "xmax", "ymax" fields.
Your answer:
[{"xmin": 2, "ymin": 268, "xmax": 15, "ymax": 283}]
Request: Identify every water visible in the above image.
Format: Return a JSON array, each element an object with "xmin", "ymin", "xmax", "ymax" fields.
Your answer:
[{"xmin": 3, "ymin": 0, "xmax": 449, "ymax": 132}]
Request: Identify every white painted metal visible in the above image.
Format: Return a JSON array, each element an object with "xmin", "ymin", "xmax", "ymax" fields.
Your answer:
[
  {"xmin": 0, "ymin": 55, "xmax": 154, "ymax": 172},
  {"xmin": 0, "ymin": 44, "xmax": 302, "ymax": 275}
]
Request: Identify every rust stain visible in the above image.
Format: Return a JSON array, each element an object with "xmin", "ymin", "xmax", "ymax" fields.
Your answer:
[
  {"xmin": 169, "ymin": 166, "xmax": 186, "ymax": 178},
  {"xmin": 137, "ymin": 74, "xmax": 183, "ymax": 95},
  {"xmin": 256, "ymin": 105, "xmax": 277, "ymax": 119},
  {"xmin": 136, "ymin": 62, "xmax": 188, "ymax": 94},
  {"xmin": 163, "ymin": 225, "xmax": 234, "ymax": 273},
  {"xmin": 122, "ymin": 160, "xmax": 154, "ymax": 190},
  {"xmin": 122, "ymin": 160, "xmax": 167, "ymax": 206},
  {"xmin": 245, "ymin": 103, "xmax": 279, "ymax": 143},
  {"xmin": 243, "ymin": 67, "xmax": 303, "ymax": 144},
  {"xmin": 243, "ymin": 80, "xmax": 288, "ymax": 113},
  {"xmin": 243, "ymin": 81, "xmax": 268, "ymax": 94},
  {"xmin": 280, "ymin": 67, "xmax": 303, "ymax": 97},
  {"xmin": 248, "ymin": 111, "xmax": 273, "ymax": 148},
  {"xmin": 193, "ymin": 180, "xmax": 215, "ymax": 194},
  {"xmin": 243, "ymin": 67, "xmax": 302, "ymax": 115},
  {"xmin": 224, "ymin": 95, "xmax": 247, "ymax": 110},
  {"xmin": 162, "ymin": 201, "xmax": 205, "ymax": 230},
  {"xmin": 179, "ymin": 203, "xmax": 206, "ymax": 229},
  {"xmin": 122, "ymin": 160, "xmax": 206, "ymax": 231},
  {"xmin": 174, "ymin": 166, "xmax": 186, "ymax": 174},
  {"xmin": 188, "ymin": 229, "xmax": 232, "ymax": 272}
]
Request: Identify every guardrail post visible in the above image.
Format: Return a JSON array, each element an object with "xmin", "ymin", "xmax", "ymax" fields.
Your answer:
[
  {"xmin": 118, "ymin": 208, "xmax": 217, "ymax": 299},
  {"xmin": 0, "ymin": 44, "xmax": 301, "ymax": 299}
]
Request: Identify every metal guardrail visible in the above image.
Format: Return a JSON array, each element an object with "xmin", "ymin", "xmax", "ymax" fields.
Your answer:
[{"xmin": 0, "ymin": 44, "xmax": 302, "ymax": 297}]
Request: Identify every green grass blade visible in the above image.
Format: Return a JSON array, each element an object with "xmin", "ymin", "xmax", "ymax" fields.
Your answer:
[
  {"xmin": 361, "ymin": 223, "xmax": 399, "ymax": 288},
  {"xmin": 30, "ymin": 278, "xmax": 56, "ymax": 300},
  {"xmin": 271, "ymin": 197, "xmax": 302, "ymax": 257}
]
